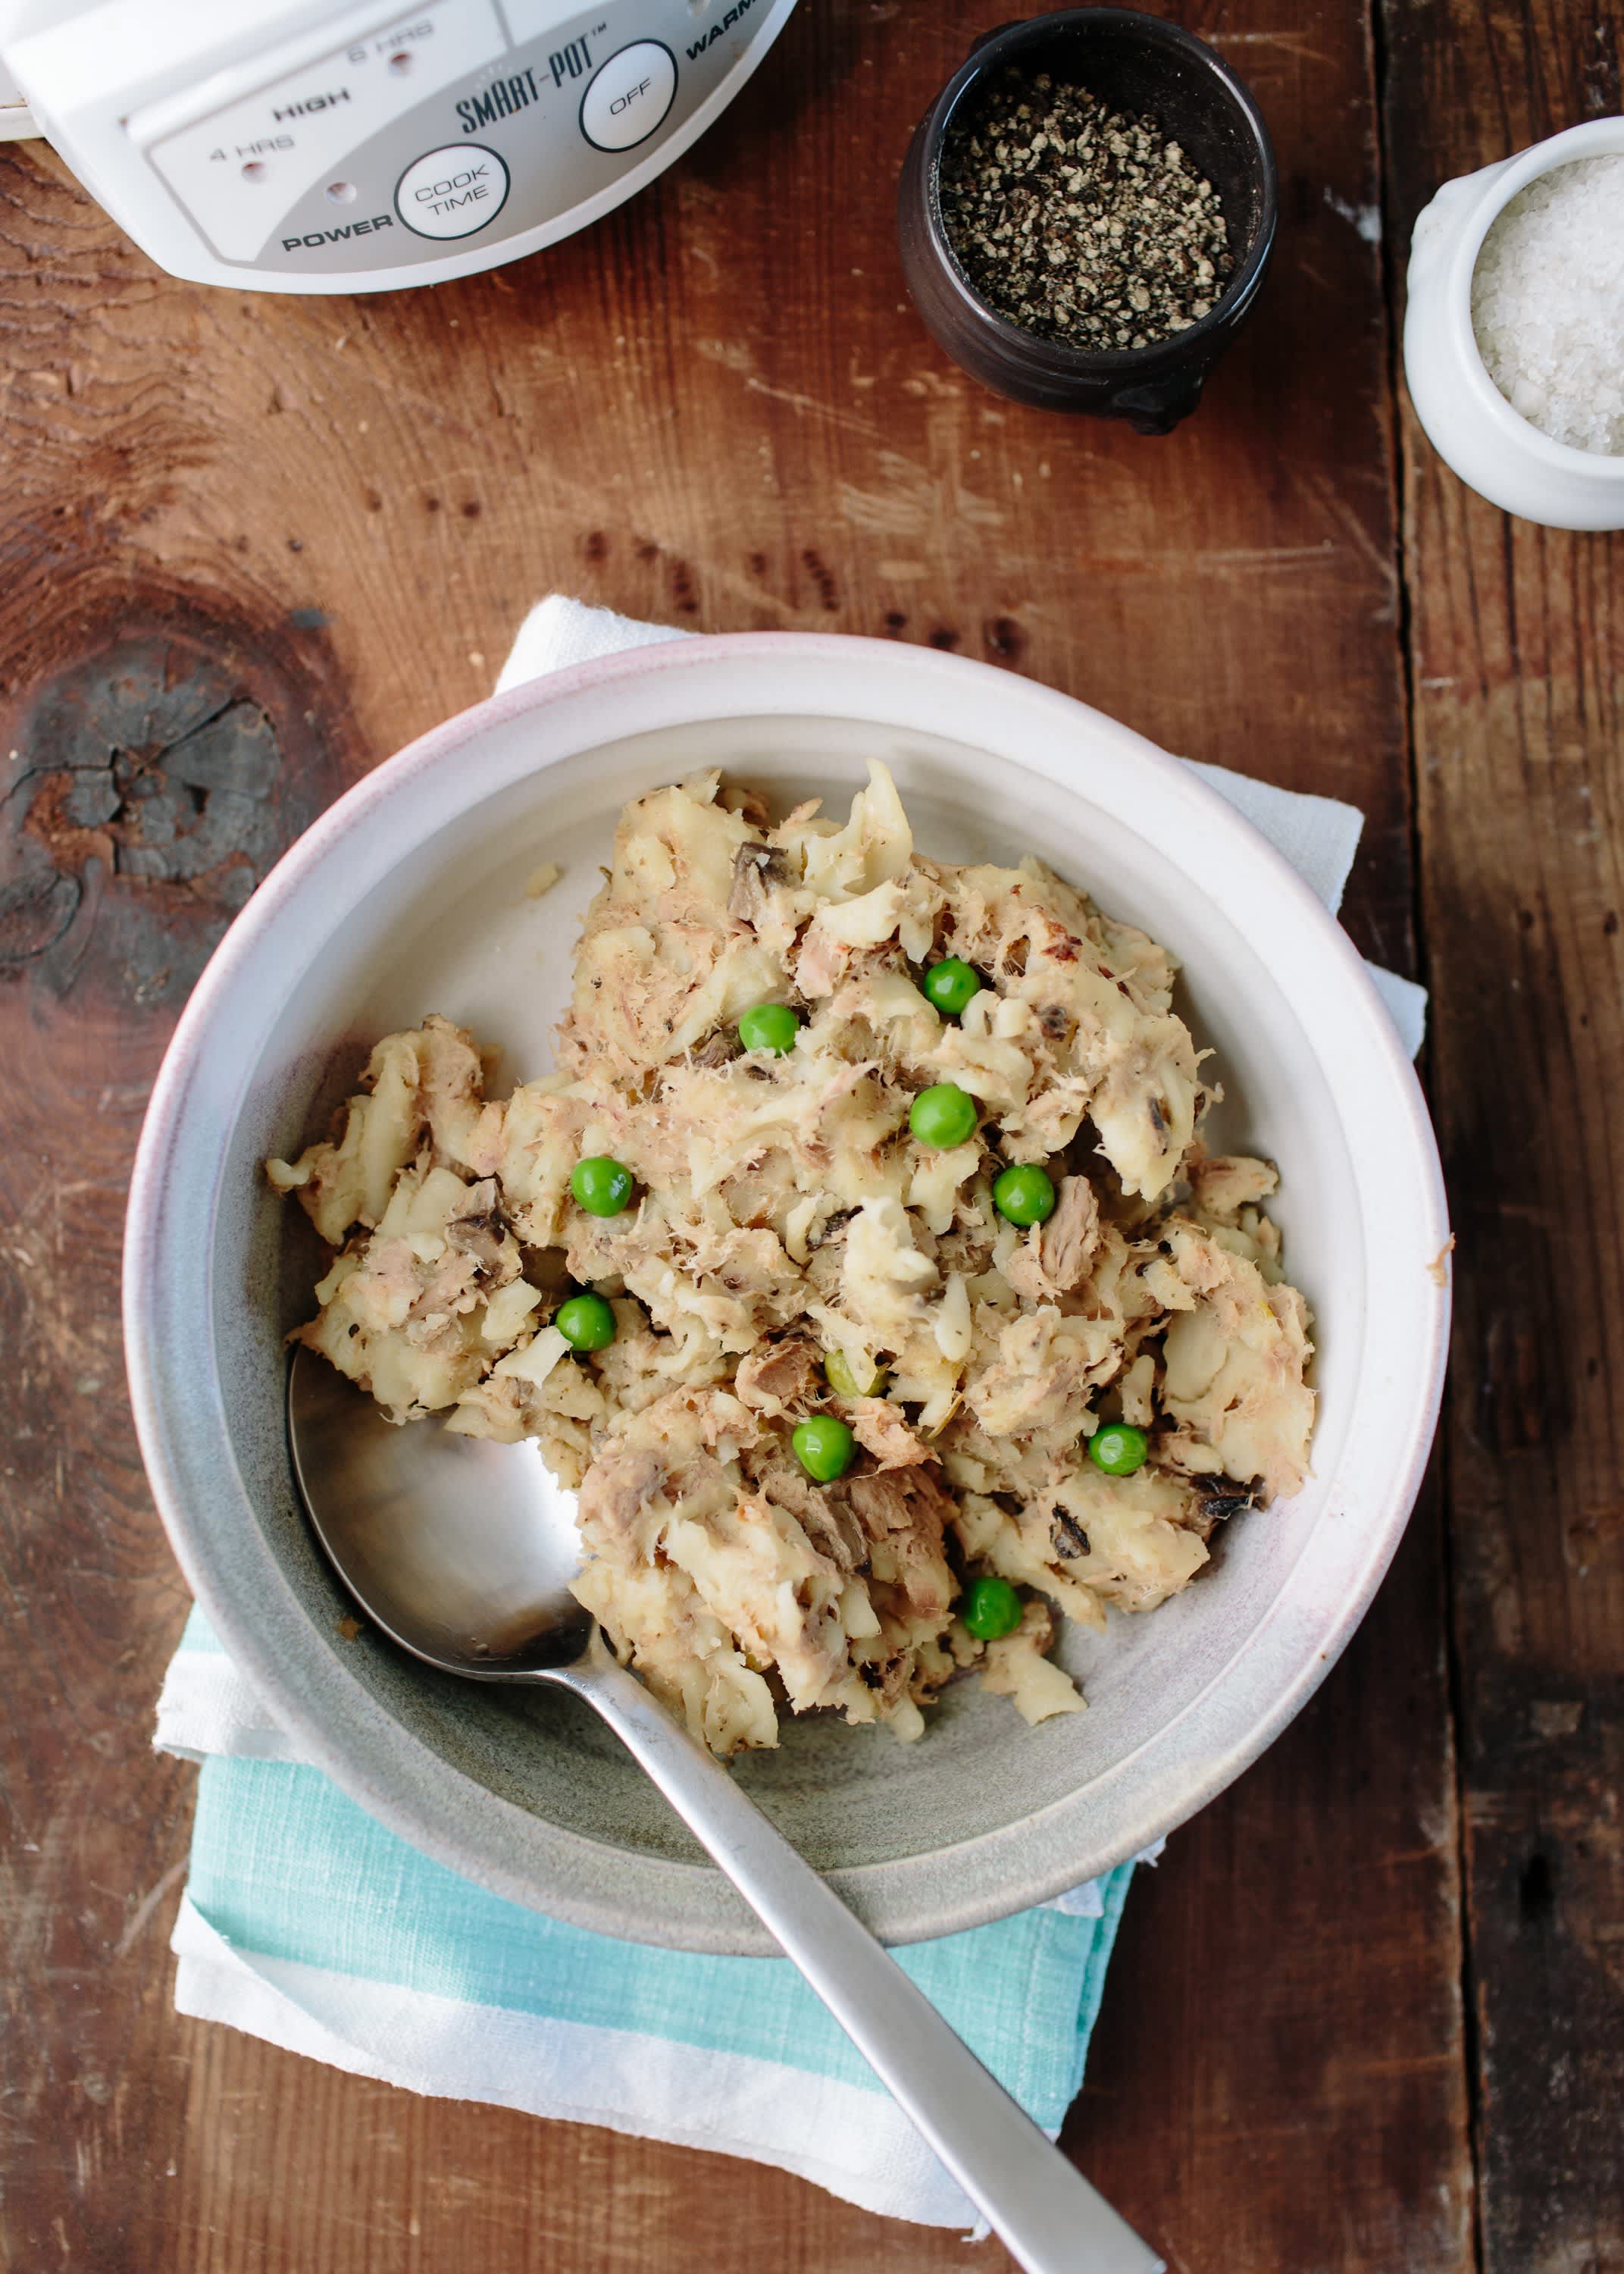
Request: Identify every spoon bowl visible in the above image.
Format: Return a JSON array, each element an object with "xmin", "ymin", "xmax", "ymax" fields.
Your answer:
[{"xmin": 289, "ymin": 1345, "xmax": 590, "ymax": 1675}]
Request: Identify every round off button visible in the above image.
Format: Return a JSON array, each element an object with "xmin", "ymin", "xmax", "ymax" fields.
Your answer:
[
  {"xmin": 580, "ymin": 41, "xmax": 677, "ymax": 153},
  {"xmin": 394, "ymin": 143, "xmax": 509, "ymax": 239}
]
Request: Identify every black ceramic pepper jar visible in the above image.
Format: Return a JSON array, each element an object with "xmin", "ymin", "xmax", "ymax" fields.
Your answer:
[{"xmin": 897, "ymin": 7, "xmax": 1278, "ymax": 434}]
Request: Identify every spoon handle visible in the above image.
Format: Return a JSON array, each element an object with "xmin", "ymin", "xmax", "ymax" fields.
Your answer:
[{"xmin": 553, "ymin": 1637, "xmax": 1163, "ymax": 2274}]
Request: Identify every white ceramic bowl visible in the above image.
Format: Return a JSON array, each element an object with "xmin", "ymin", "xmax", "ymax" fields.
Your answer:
[
  {"xmin": 1405, "ymin": 117, "xmax": 1624, "ymax": 530},
  {"xmin": 124, "ymin": 634, "xmax": 1449, "ymax": 1954}
]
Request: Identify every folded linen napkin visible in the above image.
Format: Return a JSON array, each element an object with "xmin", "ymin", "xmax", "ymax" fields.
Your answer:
[
  {"xmin": 154, "ymin": 597, "xmax": 1426, "ymax": 2232},
  {"xmin": 158, "ymin": 1610, "xmax": 1141, "ymax": 2230}
]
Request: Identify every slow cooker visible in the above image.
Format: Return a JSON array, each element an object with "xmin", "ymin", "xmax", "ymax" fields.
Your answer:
[{"xmin": 0, "ymin": 0, "xmax": 796, "ymax": 292}]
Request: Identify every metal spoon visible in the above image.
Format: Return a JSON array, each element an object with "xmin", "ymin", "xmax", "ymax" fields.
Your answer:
[{"xmin": 288, "ymin": 1346, "xmax": 1163, "ymax": 2274}]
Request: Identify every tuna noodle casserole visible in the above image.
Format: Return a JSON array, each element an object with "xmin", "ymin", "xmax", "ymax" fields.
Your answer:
[{"xmin": 270, "ymin": 763, "xmax": 1313, "ymax": 1756}]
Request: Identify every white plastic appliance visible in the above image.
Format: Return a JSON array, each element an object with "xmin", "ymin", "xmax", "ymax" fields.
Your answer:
[{"xmin": 0, "ymin": 0, "xmax": 796, "ymax": 293}]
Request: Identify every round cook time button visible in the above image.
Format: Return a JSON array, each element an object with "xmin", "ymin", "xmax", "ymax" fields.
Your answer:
[
  {"xmin": 580, "ymin": 41, "xmax": 677, "ymax": 154},
  {"xmin": 394, "ymin": 143, "xmax": 510, "ymax": 240}
]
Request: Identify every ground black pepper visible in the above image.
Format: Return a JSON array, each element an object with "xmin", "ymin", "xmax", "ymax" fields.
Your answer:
[{"xmin": 940, "ymin": 68, "xmax": 1234, "ymax": 351}]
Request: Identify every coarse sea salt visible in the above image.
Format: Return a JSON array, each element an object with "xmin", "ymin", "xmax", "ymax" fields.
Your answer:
[{"xmin": 1470, "ymin": 154, "xmax": 1624, "ymax": 456}]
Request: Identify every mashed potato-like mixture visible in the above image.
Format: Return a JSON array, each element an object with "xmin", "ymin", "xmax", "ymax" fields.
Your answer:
[{"xmin": 270, "ymin": 763, "xmax": 1313, "ymax": 1756}]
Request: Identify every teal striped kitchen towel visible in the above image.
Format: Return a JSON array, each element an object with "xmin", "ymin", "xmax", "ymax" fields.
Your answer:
[{"xmin": 157, "ymin": 1607, "xmax": 1141, "ymax": 2229}]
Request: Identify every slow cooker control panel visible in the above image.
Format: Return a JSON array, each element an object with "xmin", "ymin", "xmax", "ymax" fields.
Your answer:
[{"xmin": 130, "ymin": 0, "xmax": 779, "ymax": 274}]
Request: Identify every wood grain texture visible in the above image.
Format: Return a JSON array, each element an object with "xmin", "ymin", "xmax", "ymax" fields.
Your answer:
[
  {"xmin": 1381, "ymin": 3, "xmax": 1624, "ymax": 2270},
  {"xmin": 0, "ymin": 1, "xmax": 1483, "ymax": 2267}
]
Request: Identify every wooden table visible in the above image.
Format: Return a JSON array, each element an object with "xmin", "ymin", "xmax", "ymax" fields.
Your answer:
[{"xmin": 2, "ymin": 2, "xmax": 1619, "ymax": 2267}]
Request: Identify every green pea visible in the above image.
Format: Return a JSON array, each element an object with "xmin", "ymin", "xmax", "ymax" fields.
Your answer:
[
  {"xmin": 1088, "ymin": 1422, "xmax": 1150, "ymax": 1477},
  {"xmin": 791, "ymin": 1414, "xmax": 856, "ymax": 1483},
  {"xmin": 909, "ymin": 1082, "xmax": 978, "ymax": 1150},
  {"xmin": 571, "ymin": 1156, "xmax": 634, "ymax": 1217},
  {"xmin": 737, "ymin": 1002, "xmax": 801, "ymax": 1055},
  {"xmin": 922, "ymin": 957, "xmax": 982, "ymax": 1019},
  {"xmin": 993, "ymin": 1163, "xmax": 1057, "ymax": 1226},
  {"xmin": 555, "ymin": 1292, "xmax": 617, "ymax": 1352},
  {"xmin": 824, "ymin": 1348, "xmax": 888, "ymax": 1399},
  {"xmin": 961, "ymin": 1574, "xmax": 1023, "ymax": 1641}
]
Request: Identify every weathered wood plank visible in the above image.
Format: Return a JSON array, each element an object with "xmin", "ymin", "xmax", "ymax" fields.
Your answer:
[
  {"xmin": 0, "ymin": 2, "xmax": 1470, "ymax": 2267},
  {"xmin": 1380, "ymin": 2, "xmax": 1624, "ymax": 2267},
  {"xmin": 1076, "ymin": 1489, "xmax": 1472, "ymax": 2274}
]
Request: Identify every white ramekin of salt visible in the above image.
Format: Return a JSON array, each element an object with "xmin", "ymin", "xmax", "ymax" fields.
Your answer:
[{"xmin": 1404, "ymin": 118, "xmax": 1624, "ymax": 530}]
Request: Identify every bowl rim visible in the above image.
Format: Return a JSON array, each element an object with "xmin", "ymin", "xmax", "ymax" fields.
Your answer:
[{"xmin": 124, "ymin": 630, "xmax": 1450, "ymax": 1953}]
